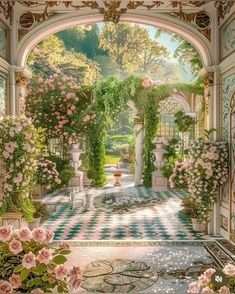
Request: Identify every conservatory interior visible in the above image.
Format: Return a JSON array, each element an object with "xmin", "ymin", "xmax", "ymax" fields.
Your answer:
[{"xmin": 0, "ymin": 1, "xmax": 235, "ymax": 293}]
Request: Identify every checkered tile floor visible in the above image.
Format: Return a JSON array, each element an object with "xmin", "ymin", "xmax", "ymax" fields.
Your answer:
[{"xmin": 42, "ymin": 187, "xmax": 208, "ymax": 241}]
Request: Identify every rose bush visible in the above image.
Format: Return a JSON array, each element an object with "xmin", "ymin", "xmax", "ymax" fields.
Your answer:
[
  {"xmin": 0, "ymin": 117, "xmax": 46, "ymax": 220},
  {"xmin": 170, "ymin": 141, "xmax": 229, "ymax": 223},
  {"xmin": 188, "ymin": 264, "xmax": 235, "ymax": 294},
  {"xmin": 0, "ymin": 226, "xmax": 81, "ymax": 293}
]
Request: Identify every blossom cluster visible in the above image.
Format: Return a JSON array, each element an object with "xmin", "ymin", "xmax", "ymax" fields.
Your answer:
[
  {"xmin": 152, "ymin": 136, "xmax": 169, "ymax": 145},
  {"xmin": 36, "ymin": 158, "xmax": 61, "ymax": 190},
  {"xmin": 188, "ymin": 264, "xmax": 235, "ymax": 294},
  {"xmin": 141, "ymin": 75, "xmax": 162, "ymax": 88},
  {"xmin": 0, "ymin": 226, "xmax": 81, "ymax": 294},
  {"xmin": 170, "ymin": 141, "xmax": 229, "ymax": 222},
  {"xmin": 26, "ymin": 73, "xmax": 95, "ymax": 146},
  {"xmin": 0, "ymin": 117, "xmax": 45, "ymax": 218}
]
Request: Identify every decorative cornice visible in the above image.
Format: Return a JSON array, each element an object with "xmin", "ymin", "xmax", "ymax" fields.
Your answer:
[
  {"xmin": 0, "ymin": 1, "xmax": 15, "ymax": 23},
  {"xmin": 215, "ymin": 1, "xmax": 235, "ymax": 24},
  {"xmin": 202, "ymin": 72, "xmax": 214, "ymax": 87}
]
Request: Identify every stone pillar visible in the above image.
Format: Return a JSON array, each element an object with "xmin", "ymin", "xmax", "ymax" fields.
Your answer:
[
  {"xmin": 134, "ymin": 116, "xmax": 144, "ymax": 186},
  {"xmin": 15, "ymin": 67, "xmax": 32, "ymax": 117}
]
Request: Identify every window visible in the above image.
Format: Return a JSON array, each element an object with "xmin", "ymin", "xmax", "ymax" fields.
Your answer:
[{"xmin": 157, "ymin": 98, "xmax": 184, "ymax": 139}]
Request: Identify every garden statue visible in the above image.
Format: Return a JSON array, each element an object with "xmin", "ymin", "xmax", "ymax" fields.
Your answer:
[
  {"xmin": 69, "ymin": 142, "xmax": 84, "ymax": 192},
  {"xmin": 113, "ymin": 164, "xmax": 122, "ymax": 187},
  {"xmin": 152, "ymin": 136, "xmax": 168, "ymax": 191}
]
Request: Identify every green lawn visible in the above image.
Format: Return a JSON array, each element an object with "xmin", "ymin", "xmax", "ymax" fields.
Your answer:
[
  {"xmin": 106, "ymin": 134, "xmax": 134, "ymax": 145},
  {"xmin": 105, "ymin": 154, "xmax": 121, "ymax": 164}
]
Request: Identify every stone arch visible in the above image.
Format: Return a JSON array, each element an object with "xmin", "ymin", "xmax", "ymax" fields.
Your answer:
[
  {"xmin": 15, "ymin": 12, "xmax": 212, "ymax": 67},
  {"xmin": 167, "ymin": 93, "xmax": 191, "ymax": 113}
]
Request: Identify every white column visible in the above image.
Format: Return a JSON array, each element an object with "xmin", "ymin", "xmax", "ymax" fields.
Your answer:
[
  {"xmin": 9, "ymin": 66, "xmax": 16, "ymax": 116},
  {"xmin": 134, "ymin": 116, "xmax": 144, "ymax": 186}
]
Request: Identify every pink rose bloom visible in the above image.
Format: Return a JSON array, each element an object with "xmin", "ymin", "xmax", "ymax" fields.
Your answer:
[
  {"xmin": 37, "ymin": 248, "xmax": 52, "ymax": 264},
  {"xmin": 18, "ymin": 227, "xmax": 31, "ymax": 241},
  {"xmin": 0, "ymin": 226, "xmax": 12, "ymax": 241},
  {"xmin": 9, "ymin": 239, "xmax": 23, "ymax": 255},
  {"xmin": 204, "ymin": 268, "xmax": 216, "ymax": 279},
  {"xmin": 68, "ymin": 266, "xmax": 81, "ymax": 290},
  {"xmin": 44, "ymin": 229, "xmax": 54, "ymax": 243},
  {"xmin": 218, "ymin": 286, "xmax": 230, "ymax": 294},
  {"xmin": 198, "ymin": 274, "xmax": 209, "ymax": 286},
  {"xmin": 54, "ymin": 264, "xmax": 68, "ymax": 280},
  {"xmin": 0, "ymin": 280, "xmax": 13, "ymax": 293},
  {"xmin": 59, "ymin": 241, "xmax": 70, "ymax": 250},
  {"xmin": 31, "ymin": 288, "xmax": 44, "ymax": 294},
  {"xmin": 223, "ymin": 263, "xmax": 235, "ymax": 277},
  {"xmin": 202, "ymin": 287, "xmax": 214, "ymax": 294},
  {"xmin": 32, "ymin": 228, "xmax": 45, "ymax": 243},
  {"xmin": 22, "ymin": 252, "xmax": 36, "ymax": 269},
  {"xmin": 67, "ymin": 110, "xmax": 73, "ymax": 115},
  {"xmin": 37, "ymin": 77, "xmax": 43, "ymax": 83},
  {"xmin": 188, "ymin": 281, "xmax": 200, "ymax": 294},
  {"xmin": 9, "ymin": 274, "xmax": 21, "ymax": 289}
]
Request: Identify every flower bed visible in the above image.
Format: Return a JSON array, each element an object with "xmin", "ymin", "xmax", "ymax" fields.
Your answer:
[
  {"xmin": 0, "ymin": 226, "xmax": 81, "ymax": 293},
  {"xmin": 99, "ymin": 192, "xmax": 162, "ymax": 213}
]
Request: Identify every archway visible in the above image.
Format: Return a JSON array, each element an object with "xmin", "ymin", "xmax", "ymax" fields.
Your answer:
[{"xmin": 16, "ymin": 13, "xmax": 212, "ymax": 68}]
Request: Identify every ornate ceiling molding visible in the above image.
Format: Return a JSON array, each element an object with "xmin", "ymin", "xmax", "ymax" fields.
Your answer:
[{"xmin": 0, "ymin": 1, "xmax": 227, "ymax": 39}]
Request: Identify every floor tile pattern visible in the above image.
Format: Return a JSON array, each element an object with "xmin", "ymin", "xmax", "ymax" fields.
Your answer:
[{"xmin": 42, "ymin": 187, "xmax": 208, "ymax": 240}]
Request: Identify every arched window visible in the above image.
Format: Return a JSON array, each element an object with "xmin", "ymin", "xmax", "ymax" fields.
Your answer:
[{"xmin": 157, "ymin": 94, "xmax": 190, "ymax": 139}]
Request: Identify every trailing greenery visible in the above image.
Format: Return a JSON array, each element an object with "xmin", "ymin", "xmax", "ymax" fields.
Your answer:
[{"xmin": 162, "ymin": 138, "xmax": 181, "ymax": 179}]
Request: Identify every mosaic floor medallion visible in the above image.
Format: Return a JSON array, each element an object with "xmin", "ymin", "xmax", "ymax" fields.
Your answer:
[{"xmin": 80, "ymin": 259, "xmax": 158, "ymax": 293}]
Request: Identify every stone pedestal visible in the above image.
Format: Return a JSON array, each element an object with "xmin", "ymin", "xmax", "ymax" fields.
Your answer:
[
  {"xmin": 152, "ymin": 171, "xmax": 168, "ymax": 192},
  {"xmin": 0, "ymin": 212, "xmax": 23, "ymax": 229},
  {"xmin": 69, "ymin": 171, "xmax": 84, "ymax": 192}
]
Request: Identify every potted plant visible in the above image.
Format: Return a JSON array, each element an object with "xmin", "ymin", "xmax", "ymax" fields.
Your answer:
[
  {"xmin": 27, "ymin": 202, "xmax": 46, "ymax": 230},
  {"xmin": 181, "ymin": 195, "xmax": 206, "ymax": 232}
]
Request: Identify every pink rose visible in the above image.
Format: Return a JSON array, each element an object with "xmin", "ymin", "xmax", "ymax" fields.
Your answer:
[
  {"xmin": 22, "ymin": 252, "xmax": 36, "ymax": 269},
  {"xmin": 44, "ymin": 229, "xmax": 54, "ymax": 243},
  {"xmin": 223, "ymin": 263, "xmax": 235, "ymax": 277},
  {"xmin": 9, "ymin": 239, "xmax": 23, "ymax": 255},
  {"xmin": 0, "ymin": 280, "xmax": 13, "ymax": 293},
  {"xmin": 18, "ymin": 227, "xmax": 31, "ymax": 241},
  {"xmin": 204, "ymin": 268, "xmax": 216, "ymax": 279},
  {"xmin": 218, "ymin": 286, "xmax": 230, "ymax": 294},
  {"xmin": 59, "ymin": 241, "xmax": 70, "ymax": 250},
  {"xmin": 37, "ymin": 248, "xmax": 52, "ymax": 264},
  {"xmin": 54, "ymin": 264, "xmax": 68, "ymax": 279},
  {"xmin": 188, "ymin": 281, "xmax": 200, "ymax": 294},
  {"xmin": 0, "ymin": 226, "xmax": 12, "ymax": 241},
  {"xmin": 202, "ymin": 287, "xmax": 214, "ymax": 294},
  {"xmin": 9, "ymin": 274, "xmax": 21, "ymax": 289},
  {"xmin": 198, "ymin": 274, "xmax": 209, "ymax": 286},
  {"xmin": 68, "ymin": 266, "xmax": 81, "ymax": 290},
  {"xmin": 31, "ymin": 289, "xmax": 44, "ymax": 294},
  {"xmin": 32, "ymin": 228, "xmax": 45, "ymax": 243}
]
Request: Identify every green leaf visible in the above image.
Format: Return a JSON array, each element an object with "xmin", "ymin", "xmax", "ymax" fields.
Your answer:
[
  {"xmin": 58, "ymin": 249, "xmax": 71, "ymax": 255},
  {"xmin": 20, "ymin": 269, "xmax": 30, "ymax": 282},
  {"xmin": 33, "ymin": 277, "xmax": 41, "ymax": 285},
  {"xmin": 14, "ymin": 264, "xmax": 23, "ymax": 272},
  {"xmin": 53, "ymin": 255, "xmax": 67, "ymax": 265},
  {"xmin": 26, "ymin": 279, "xmax": 34, "ymax": 287},
  {"xmin": 58, "ymin": 285, "xmax": 64, "ymax": 293}
]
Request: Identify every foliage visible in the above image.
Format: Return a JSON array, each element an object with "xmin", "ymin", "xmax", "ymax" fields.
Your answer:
[
  {"xmin": 0, "ymin": 226, "xmax": 81, "ymax": 293},
  {"xmin": 188, "ymin": 264, "xmax": 235, "ymax": 294},
  {"xmin": 199, "ymin": 128, "xmax": 216, "ymax": 141},
  {"xmin": 0, "ymin": 117, "xmax": 46, "ymax": 220},
  {"xmin": 170, "ymin": 140, "xmax": 229, "ymax": 223},
  {"xmin": 26, "ymin": 73, "xmax": 94, "ymax": 147},
  {"xmin": 27, "ymin": 35, "xmax": 100, "ymax": 85},
  {"xmin": 36, "ymin": 158, "xmax": 61, "ymax": 190},
  {"xmin": 172, "ymin": 34, "xmax": 203, "ymax": 82},
  {"xmin": 174, "ymin": 110, "xmax": 196, "ymax": 133},
  {"xmin": 99, "ymin": 23, "xmax": 168, "ymax": 75},
  {"xmin": 162, "ymin": 138, "xmax": 181, "ymax": 178},
  {"xmin": 47, "ymin": 156, "xmax": 74, "ymax": 191},
  {"xmin": 32, "ymin": 202, "xmax": 47, "ymax": 219},
  {"xmin": 181, "ymin": 195, "xmax": 201, "ymax": 219}
]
